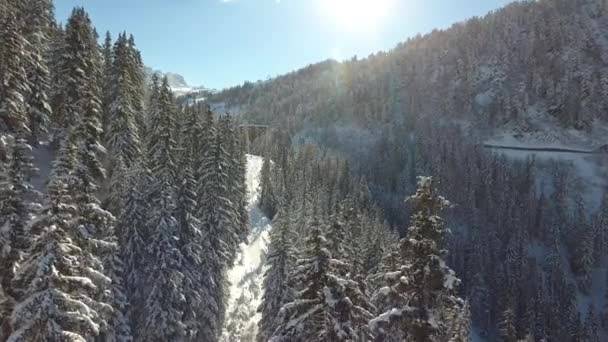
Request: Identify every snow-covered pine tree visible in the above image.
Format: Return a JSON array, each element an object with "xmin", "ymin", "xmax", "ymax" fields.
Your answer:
[
  {"xmin": 174, "ymin": 137, "xmax": 205, "ymax": 340},
  {"xmin": 126, "ymin": 34, "xmax": 146, "ymax": 137},
  {"xmin": 179, "ymin": 105, "xmax": 200, "ymax": 154},
  {"xmin": 370, "ymin": 177, "xmax": 467, "ymax": 342},
  {"xmin": 218, "ymin": 115, "xmax": 247, "ymax": 251},
  {"xmin": 138, "ymin": 75, "xmax": 187, "ymax": 341},
  {"xmin": 72, "ymin": 146, "xmax": 119, "ymax": 333},
  {"xmin": 259, "ymin": 152, "xmax": 277, "ymax": 219},
  {"xmin": 85, "ymin": 159, "xmax": 132, "ymax": 342},
  {"xmin": 0, "ymin": 12, "xmax": 31, "ymax": 135},
  {"xmin": 196, "ymin": 115, "xmax": 237, "ymax": 342},
  {"xmin": 105, "ymin": 155, "xmax": 127, "ymax": 216},
  {"xmin": 103, "ymin": 246, "xmax": 133, "ymax": 342},
  {"xmin": 223, "ymin": 116, "xmax": 249, "ymax": 244},
  {"xmin": 107, "ymin": 32, "xmax": 142, "ymax": 170},
  {"xmin": 359, "ymin": 214, "xmax": 388, "ymax": 280},
  {"xmin": 21, "ymin": 0, "xmax": 54, "ymax": 145},
  {"xmin": 74, "ymin": 74, "xmax": 106, "ymax": 182},
  {"xmin": 117, "ymin": 163, "xmax": 150, "ymax": 337},
  {"xmin": 101, "ymin": 31, "xmax": 113, "ymax": 133},
  {"xmin": 0, "ymin": 135, "xmax": 36, "ymax": 339},
  {"xmin": 257, "ymin": 205, "xmax": 297, "ymax": 342},
  {"xmin": 146, "ymin": 76, "xmax": 176, "ymax": 192},
  {"xmin": 140, "ymin": 187, "xmax": 187, "ymax": 342},
  {"xmin": 105, "ymin": 34, "xmax": 142, "ymax": 216},
  {"xmin": 144, "ymin": 73, "xmax": 161, "ymax": 150},
  {"xmin": 193, "ymin": 105, "xmax": 216, "ymax": 187},
  {"xmin": 326, "ymin": 203, "xmax": 351, "ymax": 266},
  {"xmin": 8, "ymin": 137, "xmax": 109, "ymax": 341},
  {"xmin": 368, "ymin": 231, "xmax": 401, "ymax": 293},
  {"xmin": 51, "ymin": 7, "xmax": 104, "ymax": 155},
  {"xmin": 0, "ymin": 8, "xmax": 38, "ymax": 332},
  {"xmin": 498, "ymin": 305, "xmax": 517, "ymax": 342},
  {"xmin": 271, "ymin": 218, "xmax": 374, "ymax": 342}
]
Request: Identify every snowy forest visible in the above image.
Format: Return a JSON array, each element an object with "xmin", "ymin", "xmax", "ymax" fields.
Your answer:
[
  {"xmin": 0, "ymin": 1, "xmax": 250, "ymax": 341},
  {"xmin": 1, "ymin": 0, "xmax": 608, "ymax": 342},
  {"xmin": 214, "ymin": 0, "xmax": 608, "ymax": 341}
]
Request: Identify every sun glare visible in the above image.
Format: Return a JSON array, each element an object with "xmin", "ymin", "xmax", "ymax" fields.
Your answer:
[{"xmin": 318, "ymin": 0, "xmax": 394, "ymax": 33}]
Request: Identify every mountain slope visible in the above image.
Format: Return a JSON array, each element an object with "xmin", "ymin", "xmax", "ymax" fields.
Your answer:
[
  {"xmin": 211, "ymin": 0, "xmax": 608, "ymax": 149},
  {"xmin": 206, "ymin": 1, "xmax": 608, "ymax": 340},
  {"xmin": 144, "ymin": 67, "xmax": 204, "ymax": 95}
]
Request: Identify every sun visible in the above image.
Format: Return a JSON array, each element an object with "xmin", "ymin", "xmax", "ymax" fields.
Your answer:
[{"xmin": 318, "ymin": 0, "xmax": 394, "ymax": 33}]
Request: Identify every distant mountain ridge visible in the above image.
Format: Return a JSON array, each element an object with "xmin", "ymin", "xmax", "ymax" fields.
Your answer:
[{"xmin": 144, "ymin": 66, "xmax": 204, "ymax": 95}]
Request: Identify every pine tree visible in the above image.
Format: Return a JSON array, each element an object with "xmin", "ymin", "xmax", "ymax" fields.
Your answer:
[
  {"xmin": 51, "ymin": 7, "xmax": 104, "ymax": 154},
  {"xmin": 326, "ymin": 203, "xmax": 350, "ymax": 263},
  {"xmin": 105, "ymin": 155, "xmax": 127, "ymax": 216},
  {"xmin": 259, "ymin": 152, "xmax": 277, "ymax": 219},
  {"xmin": 223, "ymin": 116, "xmax": 249, "ymax": 244},
  {"xmin": 174, "ymin": 142, "xmax": 205, "ymax": 340},
  {"xmin": 117, "ymin": 164, "xmax": 149, "ymax": 336},
  {"xmin": 72, "ymin": 146, "xmax": 118, "ymax": 334},
  {"xmin": 196, "ymin": 117, "xmax": 237, "ymax": 342},
  {"xmin": 104, "ymin": 245, "xmax": 133, "ymax": 342},
  {"xmin": 498, "ymin": 306, "xmax": 517, "ymax": 342},
  {"xmin": 0, "ymin": 136, "xmax": 36, "ymax": 338},
  {"xmin": 144, "ymin": 74, "xmax": 161, "ymax": 150},
  {"xmin": 0, "ymin": 13, "xmax": 31, "ymax": 135},
  {"xmin": 101, "ymin": 31, "xmax": 113, "ymax": 132},
  {"xmin": 146, "ymin": 77, "xmax": 176, "ymax": 192},
  {"xmin": 140, "ymin": 189, "xmax": 187, "ymax": 342},
  {"xmin": 271, "ymin": 218, "xmax": 374, "ymax": 342},
  {"xmin": 21, "ymin": 0, "xmax": 54, "ymax": 144},
  {"xmin": 126, "ymin": 34, "xmax": 146, "ymax": 137},
  {"xmin": 370, "ymin": 177, "xmax": 467, "ymax": 342},
  {"xmin": 107, "ymin": 33, "xmax": 141, "ymax": 170},
  {"xmin": 74, "ymin": 80, "xmax": 106, "ymax": 181},
  {"xmin": 138, "ymin": 75, "xmax": 187, "ymax": 341},
  {"xmin": 192, "ymin": 105, "xmax": 216, "ymax": 189},
  {"xmin": 257, "ymin": 206, "xmax": 297, "ymax": 342},
  {"xmin": 8, "ymin": 138, "xmax": 110, "ymax": 341}
]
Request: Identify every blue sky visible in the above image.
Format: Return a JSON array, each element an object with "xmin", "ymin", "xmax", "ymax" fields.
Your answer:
[{"xmin": 54, "ymin": 0, "xmax": 512, "ymax": 89}]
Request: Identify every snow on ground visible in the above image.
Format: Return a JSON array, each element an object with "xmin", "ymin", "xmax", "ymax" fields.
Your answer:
[
  {"xmin": 485, "ymin": 144, "xmax": 607, "ymax": 212},
  {"xmin": 171, "ymin": 86, "xmax": 194, "ymax": 97},
  {"xmin": 485, "ymin": 109, "xmax": 608, "ymax": 151},
  {"xmin": 245, "ymin": 155, "xmax": 263, "ymax": 207},
  {"xmin": 222, "ymin": 155, "xmax": 273, "ymax": 341},
  {"xmin": 209, "ymin": 102, "xmax": 242, "ymax": 116},
  {"xmin": 486, "ymin": 138, "xmax": 608, "ymax": 341}
]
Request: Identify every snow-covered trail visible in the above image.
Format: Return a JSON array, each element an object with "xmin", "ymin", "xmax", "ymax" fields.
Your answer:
[{"xmin": 222, "ymin": 155, "xmax": 272, "ymax": 341}]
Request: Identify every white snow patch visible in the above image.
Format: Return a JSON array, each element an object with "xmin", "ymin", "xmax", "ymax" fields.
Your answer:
[{"xmin": 222, "ymin": 155, "xmax": 273, "ymax": 341}]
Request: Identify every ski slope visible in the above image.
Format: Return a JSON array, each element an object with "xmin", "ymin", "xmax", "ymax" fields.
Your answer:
[{"xmin": 221, "ymin": 155, "xmax": 272, "ymax": 342}]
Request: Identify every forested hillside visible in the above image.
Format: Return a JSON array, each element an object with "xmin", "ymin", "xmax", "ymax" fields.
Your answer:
[
  {"xmin": 0, "ymin": 1, "xmax": 474, "ymax": 341},
  {"xmin": 212, "ymin": 0, "xmax": 608, "ymax": 341},
  {"xmin": 213, "ymin": 0, "xmax": 608, "ymax": 144},
  {"xmin": 2, "ymin": 0, "xmax": 608, "ymax": 341}
]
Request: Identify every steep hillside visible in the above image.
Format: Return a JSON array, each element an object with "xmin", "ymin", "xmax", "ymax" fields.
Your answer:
[
  {"xmin": 211, "ymin": 0, "xmax": 608, "ymax": 149},
  {"xmin": 205, "ymin": 1, "xmax": 608, "ymax": 340}
]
